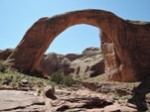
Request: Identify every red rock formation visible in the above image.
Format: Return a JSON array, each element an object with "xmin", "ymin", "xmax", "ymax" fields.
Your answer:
[
  {"xmin": 0, "ymin": 49, "xmax": 13, "ymax": 60},
  {"xmin": 40, "ymin": 53, "xmax": 62, "ymax": 75},
  {"xmin": 8, "ymin": 9, "xmax": 150, "ymax": 82}
]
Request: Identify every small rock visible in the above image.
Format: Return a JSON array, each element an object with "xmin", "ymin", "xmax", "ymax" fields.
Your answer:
[
  {"xmin": 44, "ymin": 85, "xmax": 57, "ymax": 100},
  {"xmin": 101, "ymin": 84, "xmax": 115, "ymax": 93},
  {"xmin": 21, "ymin": 79, "xmax": 28, "ymax": 85}
]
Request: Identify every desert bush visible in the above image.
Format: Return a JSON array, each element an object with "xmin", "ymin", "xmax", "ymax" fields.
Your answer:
[
  {"xmin": 50, "ymin": 71, "xmax": 74, "ymax": 87},
  {"xmin": 0, "ymin": 59, "xmax": 14, "ymax": 73},
  {"xmin": 0, "ymin": 60, "xmax": 8, "ymax": 73},
  {"xmin": 63, "ymin": 75, "xmax": 74, "ymax": 86},
  {"xmin": 50, "ymin": 71, "xmax": 64, "ymax": 85},
  {"xmin": 0, "ymin": 69, "xmax": 50, "ymax": 89}
]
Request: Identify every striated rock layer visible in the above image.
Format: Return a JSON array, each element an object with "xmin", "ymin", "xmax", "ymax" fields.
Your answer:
[{"xmin": 8, "ymin": 9, "xmax": 150, "ymax": 82}]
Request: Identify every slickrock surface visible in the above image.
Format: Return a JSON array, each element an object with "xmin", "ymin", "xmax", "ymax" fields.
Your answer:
[
  {"xmin": 45, "ymin": 89, "xmax": 137, "ymax": 112},
  {"xmin": 0, "ymin": 90, "xmax": 45, "ymax": 112},
  {"xmin": 0, "ymin": 88, "xmax": 138, "ymax": 112}
]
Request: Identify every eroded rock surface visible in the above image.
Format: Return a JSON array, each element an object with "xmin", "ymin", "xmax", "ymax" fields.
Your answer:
[
  {"xmin": 0, "ymin": 90, "xmax": 45, "ymax": 112},
  {"xmin": 0, "ymin": 86, "xmax": 143, "ymax": 112},
  {"xmin": 70, "ymin": 47, "xmax": 104, "ymax": 79},
  {"xmin": 44, "ymin": 88, "xmax": 137, "ymax": 112},
  {"xmin": 8, "ymin": 9, "xmax": 150, "ymax": 82}
]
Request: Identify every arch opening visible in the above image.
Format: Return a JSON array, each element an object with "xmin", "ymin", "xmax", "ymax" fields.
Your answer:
[
  {"xmin": 41, "ymin": 24, "xmax": 104, "ymax": 78},
  {"xmin": 45, "ymin": 24, "xmax": 100, "ymax": 55}
]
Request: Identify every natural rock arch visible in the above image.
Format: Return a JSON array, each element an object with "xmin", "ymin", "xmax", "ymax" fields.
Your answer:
[{"xmin": 8, "ymin": 9, "xmax": 150, "ymax": 82}]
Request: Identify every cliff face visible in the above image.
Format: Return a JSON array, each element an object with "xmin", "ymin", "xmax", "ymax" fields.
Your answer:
[{"xmin": 7, "ymin": 9, "xmax": 150, "ymax": 82}]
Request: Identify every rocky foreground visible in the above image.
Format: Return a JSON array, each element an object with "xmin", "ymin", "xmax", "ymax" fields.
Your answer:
[
  {"xmin": 1, "ymin": 47, "xmax": 150, "ymax": 111},
  {"xmin": 0, "ymin": 86, "xmax": 138, "ymax": 112}
]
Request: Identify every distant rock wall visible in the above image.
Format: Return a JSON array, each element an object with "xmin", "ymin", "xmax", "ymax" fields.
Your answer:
[
  {"xmin": 40, "ymin": 53, "xmax": 63, "ymax": 75},
  {"xmin": 70, "ymin": 47, "xmax": 104, "ymax": 79},
  {"xmin": 43, "ymin": 48, "xmax": 103, "ymax": 78},
  {"xmin": 8, "ymin": 9, "xmax": 150, "ymax": 82},
  {"xmin": 40, "ymin": 47, "xmax": 104, "ymax": 79}
]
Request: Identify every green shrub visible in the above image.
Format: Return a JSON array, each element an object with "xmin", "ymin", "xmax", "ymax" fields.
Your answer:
[
  {"xmin": 50, "ymin": 71, "xmax": 64, "ymax": 85},
  {"xmin": 50, "ymin": 71, "xmax": 75, "ymax": 87},
  {"xmin": 63, "ymin": 75, "xmax": 74, "ymax": 86},
  {"xmin": 0, "ymin": 69, "xmax": 50, "ymax": 89},
  {"xmin": 0, "ymin": 60, "xmax": 8, "ymax": 73},
  {"xmin": 0, "ymin": 59, "xmax": 14, "ymax": 73}
]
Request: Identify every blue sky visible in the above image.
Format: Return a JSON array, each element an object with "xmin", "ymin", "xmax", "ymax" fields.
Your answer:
[{"xmin": 0, "ymin": 0, "xmax": 150, "ymax": 54}]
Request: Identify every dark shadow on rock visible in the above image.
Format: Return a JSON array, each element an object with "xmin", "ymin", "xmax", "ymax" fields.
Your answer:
[
  {"xmin": 56, "ymin": 97, "xmax": 113, "ymax": 111},
  {"xmin": 128, "ymin": 75, "xmax": 150, "ymax": 111},
  {"xmin": 44, "ymin": 86, "xmax": 57, "ymax": 100},
  {"xmin": 45, "ymin": 91, "xmax": 57, "ymax": 100}
]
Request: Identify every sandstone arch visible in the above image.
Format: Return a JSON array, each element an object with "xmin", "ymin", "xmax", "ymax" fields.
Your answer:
[{"xmin": 8, "ymin": 9, "xmax": 150, "ymax": 82}]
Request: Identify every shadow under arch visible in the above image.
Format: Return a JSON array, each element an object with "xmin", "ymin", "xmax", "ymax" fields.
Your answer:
[{"xmin": 8, "ymin": 9, "xmax": 150, "ymax": 83}]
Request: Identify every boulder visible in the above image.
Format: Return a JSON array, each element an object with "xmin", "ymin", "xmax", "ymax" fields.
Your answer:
[{"xmin": 44, "ymin": 85, "xmax": 57, "ymax": 100}]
